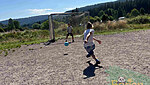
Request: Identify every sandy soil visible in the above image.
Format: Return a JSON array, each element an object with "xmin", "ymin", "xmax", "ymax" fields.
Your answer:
[{"xmin": 0, "ymin": 30, "xmax": 150, "ymax": 85}]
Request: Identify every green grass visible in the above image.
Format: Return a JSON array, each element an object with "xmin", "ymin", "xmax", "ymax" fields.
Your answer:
[
  {"xmin": 106, "ymin": 66, "xmax": 150, "ymax": 85},
  {"xmin": 0, "ymin": 30, "xmax": 50, "ymax": 53},
  {"xmin": 95, "ymin": 25, "xmax": 150, "ymax": 35},
  {"xmin": 4, "ymin": 50, "xmax": 8, "ymax": 56},
  {"xmin": 0, "ymin": 38, "xmax": 49, "ymax": 50}
]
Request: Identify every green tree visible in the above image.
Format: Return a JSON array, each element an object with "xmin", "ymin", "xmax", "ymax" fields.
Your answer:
[
  {"xmin": 0, "ymin": 23, "xmax": 4, "ymax": 27},
  {"xmin": 105, "ymin": 8, "xmax": 113, "ymax": 16},
  {"xmin": 88, "ymin": 0, "xmax": 150, "ymax": 18},
  {"xmin": 0, "ymin": 27, "xmax": 5, "ymax": 32},
  {"xmin": 118, "ymin": 8, "xmax": 124, "ymax": 17},
  {"xmin": 113, "ymin": 10, "xmax": 118, "ymax": 19},
  {"xmin": 94, "ymin": 16, "xmax": 101, "ymax": 22},
  {"xmin": 108, "ymin": 16, "xmax": 114, "ymax": 21},
  {"xmin": 41, "ymin": 20, "xmax": 49, "ymax": 30},
  {"xmin": 126, "ymin": 13, "xmax": 130, "ymax": 18},
  {"xmin": 130, "ymin": 8, "xmax": 140, "ymax": 17},
  {"xmin": 98, "ymin": 10, "xmax": 105, "ymax": 17},
  {"xmin": 140, "ymin": 8, "xmax": 145, "ymax": 15},
  {"xmin": 89, "ymin": 16, "xmax": 95, "ymax": 23},
  {"xmin": 14, "ymin": 20, "xmax": 21, "ymax": 30},
  {"xmin": 8, "ymin": 18, "xmax": 15, "ymax": 31},
  {"xmin": 32, "ymin": 23, "xmax": 41, "ymax": 29},
  {"xmin": 101, "ymin": 14, "xmax": 109, "ymax": 22}
]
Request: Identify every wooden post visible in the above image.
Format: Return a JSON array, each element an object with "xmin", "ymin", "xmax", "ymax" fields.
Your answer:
[{"xmin": 49, "ymin": 15, "xmax": 55, "ymax": 41}]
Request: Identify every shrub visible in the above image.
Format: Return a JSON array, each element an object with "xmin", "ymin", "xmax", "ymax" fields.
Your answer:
[
  {"xmin": 41, "ymin": 20, "xmax": 49, "ymax": 30},
  {"xmin": 127, "ymin": 15, "xmax": 150, "ymax": 24},
  {"xmin": 117, "ymin": 20, "xmax": 128, "ymax": 29},
  {"xmin": 101, "ymin": 14, "xmax": 109, "ymax": 22},
  {"xmin": 93, "ymin": 22, "xmax": 107, "ymax": 31},
  {"xmin": 107, "ymin": 21, "xmax": 118, "ymax": 30},
  {"xmin": 32, "ymin": 23, "xmax": 41, "ymax": 29},
  {"xmin": 130, "ymin": 8, "xmax": 140, "ymax": 17},
  {"xmin": 0, "ymin": 30, "xmax": 49, "ymax": 43},
  {"xmin": 0, "ymin": 27, "xmax": 5, "ymax": 32},
  {"xmin": 93, "ymin": 20, "xmax": 128, "ymax": 31}
]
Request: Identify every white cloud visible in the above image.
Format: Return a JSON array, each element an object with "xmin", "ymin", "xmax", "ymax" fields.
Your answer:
[
  {"xmin": 65, "ymin": 8, "xmax": 75, "ymax": 10},
  {"xmin": 28, "ymin": 9, "xmax": 52, "ymax": 15},
  {"xmin": 45, "ymin": 12, "xmax": 64, "ymax": 15},
  {"xmin": 28, "ymin": 9, "xmax": 64, "ymax": 15}
]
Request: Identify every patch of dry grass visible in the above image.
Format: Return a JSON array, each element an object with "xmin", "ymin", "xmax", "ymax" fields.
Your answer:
[{"xmin": 93, "ymin": 20, "xmax": 128, "ymax": 31}]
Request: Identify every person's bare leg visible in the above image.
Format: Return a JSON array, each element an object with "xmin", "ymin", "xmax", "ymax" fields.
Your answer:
[
  {"xmin": 72, "ymin": 35, "xmax": 74, "ymax": 42},
  {"xmin": 92, "ymin": 54, "xmax": 100, "ymax": 65},
  {"xmin": 91, "ymin": 54, "xmax": 97, "ymax": 60},
  {"xmin": 66, "ymin": 35, "xmax": 68, "ymax": 42}
]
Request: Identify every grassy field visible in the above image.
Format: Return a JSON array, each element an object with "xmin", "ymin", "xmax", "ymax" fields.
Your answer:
[
  {"xmin": 1, "ymin": 15, "xmax": 150, "ymax": 56},
  {"xmin": 0, "ymin": 24, "xmax": 150, "ymax": 52},
  {"xmin": 95, "ymin": 25, "xmax": 150, "ymax": 35},
  {"xmin": 0, "ymin": 30, "xmax": 50, "ymax": 55},
  {"xmin": 0, "ymin": 16, "xmax": 150, "ymax": 84}
]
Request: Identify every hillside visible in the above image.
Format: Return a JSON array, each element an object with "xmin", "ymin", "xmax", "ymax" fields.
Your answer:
[
  {"xmin": 66, "ymin": 0, "xmax": 127, "ymax": 12},
  {"xmin": 66, "ymin": 3, "xmax": 105, "ymax": 12},
  {"xmin": 0, "ymin": 15, "xmax": 49, "ymax": 26},
  {"xmin": 0, "ymin": 0, "xmax": 125, "ymax": 26},
  {"xmin": 118, "ymin": 0, "xmax": 126, "ymax": 2}
]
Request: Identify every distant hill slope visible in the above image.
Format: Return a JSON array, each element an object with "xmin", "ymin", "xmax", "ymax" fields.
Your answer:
[
  {"xmin": 66, "ymin": 0, "xmax": 126, "ymax": 12},
  {"xmin": 66, "ymin": 3, "xmax": 105, "ymax": 12},
  {"xmin": 0, "ymin": 15, "xmax": 49, "ymax": 25},
  {"xmin": 118, "ymin": 0, "xmax": 126, "ymax": 2}
]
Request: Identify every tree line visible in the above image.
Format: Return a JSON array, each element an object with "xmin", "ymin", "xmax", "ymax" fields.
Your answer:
[
  {"xmin": 87, "ymin": 0, "xmax": 149, "ymax": 22},
  {"xmin": 0, "ymin": 18, "xmax": 49, "ymax": 32},
  {"xmin": 0, "ymin": 18, "xmax": 23, "ymax": 32}
]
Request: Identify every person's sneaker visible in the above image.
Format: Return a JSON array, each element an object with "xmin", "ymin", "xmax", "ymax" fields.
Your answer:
[
  {"xmin": 94, "ymin": 61, "xmax": 100, "ymax": 66},
  {"xmin": 86, "ymin": 54, "xmax": 90, "ymax": 58}
]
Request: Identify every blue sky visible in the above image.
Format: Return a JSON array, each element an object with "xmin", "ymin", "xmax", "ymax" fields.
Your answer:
[{"xmin": 0, "ymin": 0, "xmax": 117, "ymax": 21}]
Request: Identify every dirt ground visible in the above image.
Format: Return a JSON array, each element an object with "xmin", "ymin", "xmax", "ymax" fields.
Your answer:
[{"xmin": 0, "ymin": 30, "xmax": 150, "ymax": 85}]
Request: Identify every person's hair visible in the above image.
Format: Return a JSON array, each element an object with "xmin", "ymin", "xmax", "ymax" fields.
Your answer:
[{"xmin": 86, "ymin": 22, "xmax": 93, "ymax": 29}]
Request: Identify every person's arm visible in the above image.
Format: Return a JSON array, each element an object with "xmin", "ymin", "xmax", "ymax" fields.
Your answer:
[{"xmin": 93, "ymin": 37, "xmax": 101, "ymax": 44}]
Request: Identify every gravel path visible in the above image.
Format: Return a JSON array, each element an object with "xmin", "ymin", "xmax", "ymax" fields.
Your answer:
[{"xmin": 0, "ymin": 30, "xmax": 150, "ymax": 85}]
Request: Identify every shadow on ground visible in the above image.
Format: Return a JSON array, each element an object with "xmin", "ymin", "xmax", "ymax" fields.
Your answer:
[
  {"xmin": 64, "ymin": 53, "xmax": 68, "ymax": 55},
  {"xmin": 83, "ymin": 61, "xmax": 103, "ymax": 79}
]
